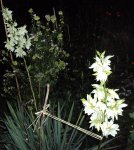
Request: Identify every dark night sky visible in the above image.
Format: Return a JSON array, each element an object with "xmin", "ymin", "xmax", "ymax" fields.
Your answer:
[
  {"xmin": 0, "ymin": 0, "xmax": 134, "ymax": 67},
  {"xmin": 1, "ymin": 0, "xmax": 134, "ymax": 51}
]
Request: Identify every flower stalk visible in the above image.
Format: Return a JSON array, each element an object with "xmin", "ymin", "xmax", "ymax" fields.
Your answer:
[
  {"xmin": 23, "ymin": 57, "xmax": 37, "ymax": 110},
  {"xmin": 81, "ymin": 51, "xmax": 127, "ymax": 137},
  {"xmin": 0, "ymin": 0, "xmax": 22, "ymax": 104},
  {"xmin": 1, "ymin": 5, "xmax": 37, "ymax": 110}
]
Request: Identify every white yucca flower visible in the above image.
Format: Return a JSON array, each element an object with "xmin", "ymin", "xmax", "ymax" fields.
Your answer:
[
  {"xmin": 81, "ymin": 94, "xmax": 97, "ymax": 116},
  {"xmin": 92, "ymin": 84, "xmax": 105, "ymax": 101},
  {"xmin": 90, "ymin": 110, "xmax": 104, "ymax": 131},
  {"xmin": 106, "ymin": 99, "xmax": 127, "ymax": 120},
  {"xmin": 101, "ymin": 120, "xmax": 119, "ymax": 137},
  {"xmin": 2, "ymin": 8, "xmax": 12, "ymax": 21}
]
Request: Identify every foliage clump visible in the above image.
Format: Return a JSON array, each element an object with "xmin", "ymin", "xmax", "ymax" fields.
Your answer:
[
  {"xmin": 2, "ymin": 7, "xmax": 69, "ymax": 107},
  {"xmin": 28, "ymin": 8, "xmax": 69, "ymax": 86}
]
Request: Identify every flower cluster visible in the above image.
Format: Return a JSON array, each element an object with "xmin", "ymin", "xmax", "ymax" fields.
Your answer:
[
  {"xmin": 90, "ymin": 51, "xmax": 113, "ymax": 83},
  {"xmin": 81, "ymin": 51, "xmax": 127, "ymax": 137},
  {"xmin": 2, "ymin": 8, "xmax": 31, "ymax": 57}
]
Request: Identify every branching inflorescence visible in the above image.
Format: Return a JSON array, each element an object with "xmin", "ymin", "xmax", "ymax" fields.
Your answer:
[
  {"xmin": 81, "ymin": 51, "xmax": 127, "ymax": 137},
  {"xmin": 2, "ymin": 8, "xmax": 31, "ymax": 58}
]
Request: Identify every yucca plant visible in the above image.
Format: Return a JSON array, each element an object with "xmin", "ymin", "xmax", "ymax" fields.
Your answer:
[{"xmin": 4, "ymin": 102, "xmax": 86, "ymax": 150}]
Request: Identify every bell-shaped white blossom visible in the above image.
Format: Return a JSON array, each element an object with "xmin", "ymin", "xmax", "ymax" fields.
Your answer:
[
  {"xmin": 15, "ymin": 48, "xmax": 27, "ymax": 57},
  {"xmin": 106, "ymin": 99, "xmax": 127, "ymax": 120},
  {"xmin": 90, "ymin": 110, "xmax": 104, "ymax": 131},
  {"xmin": 5, "ymin": 39, "xmax": 15, "ymax": 51},
  {"xmin": 101, "ymin": 120, "xmax": 119, "ymax": 137},
  {"xmin": 2, "ymin": 8, "xmax": 12, "ymax": 21},
  {"xmin": 107, "ymin": 89, "xmax": 119, "ymax": 100},
  {"xmin": 92, "ymin": 84, "xmax": 105, "ymax": 101},
  {"xmin": 81, "ymin": 94, "xmax": 97, "ymax": 116},
  {"xmin": 18, "ymin": 26, "xmax": 27, "ymax": 35}
]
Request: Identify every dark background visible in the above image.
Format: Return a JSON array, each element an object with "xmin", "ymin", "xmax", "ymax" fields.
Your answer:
[
  {"xmin": 1, "ymin": 0, "xmax": 134, "ymax": 57},
  {"xmin": 1, "ymin": 1, "xmax": 134, "ymax": 101},
  {"xmin": 0, "ymin": 0, "xmax": 134, "ymax": 114},
  {"xmin": 0, "ymin": 0, "xmax": 134, "ymax": 149}
]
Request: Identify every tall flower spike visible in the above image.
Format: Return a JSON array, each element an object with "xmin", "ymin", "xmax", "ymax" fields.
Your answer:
[
  {"xmin": 81, "ymin": 51, "xmax": 127, "ymax": 137},
  {"xmin": 2, "ymin": 7, "xmax": 32, "ymax": 58}
]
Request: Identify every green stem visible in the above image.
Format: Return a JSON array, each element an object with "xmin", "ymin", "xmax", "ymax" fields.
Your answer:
[
  {"xmin": 103, "ymin": 82, "xmax": 107, "ymax": 122},
  {"xmin": 38, "ymin": 81, "xmax": 41, "ymax": 100},
  {"xmin": 98, "ymin": 138, "xmax": 103, "ymax": 150},
  {"xmin": 103, "ymin": 82, "xmax": 108, "ymax": 104},
  {"xmin": 23, "ymin": 57, "xmax": 37, "ymax": 110},
  {"xmin": 43, "ymin": 84, "xmax": 50, "ymax": 110}
]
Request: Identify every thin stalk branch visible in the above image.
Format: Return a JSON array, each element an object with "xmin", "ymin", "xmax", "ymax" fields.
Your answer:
[
  {"xmin": 39, "ymin": 84, "xmax": 50, "ymax": 150},
  {"xmin": 98, "ymin": 136, "xmax": 103, "ymax": 150},
  {"xmin": 23, "ymin": 57, "xmax": 37, "ymax": 110},
  {"xmin": 0, "ymin": 0, "xmax": 22, "ymax": 104},
  {"xmin": 38, "ymin": 81, "xmax": 41, "ymax": 100},
  {"xmin": 43, "ymin": 84, "xmax": 50, "ymax": 110}
]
